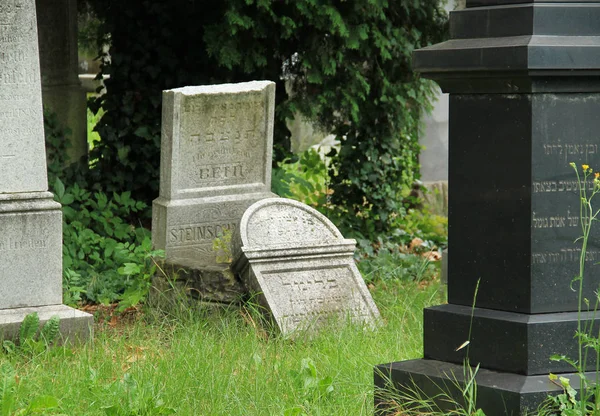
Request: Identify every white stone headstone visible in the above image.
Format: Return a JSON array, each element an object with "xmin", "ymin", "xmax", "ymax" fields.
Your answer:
[
  {"xmin": 152, "ymin": 81, "xmax": 277, "ymax": 301},
  {"xmin": 232, "ymin": 198, "xmax": 380, "ymax": 336},
  {"xmin": 0, "ymin": 0, "xmax": 91, "ymax": 341},
  {"xmin": 0, "ymin": 0, "xmax": 47, "ymax": 193}
]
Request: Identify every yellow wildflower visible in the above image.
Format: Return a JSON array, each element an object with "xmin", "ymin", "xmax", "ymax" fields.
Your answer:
[
  {"xmin": 583, "ymin": 164, "xmax": 590, "ymax": 171},
  {"xmin": 596, "ymin": 172, "xmax": 599, "ymax": 179}
]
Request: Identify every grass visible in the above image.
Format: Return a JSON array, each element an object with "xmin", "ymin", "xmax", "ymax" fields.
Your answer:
[{"xmin": 0, "ymin": 269, "xmax": 444, "ymax": 415}]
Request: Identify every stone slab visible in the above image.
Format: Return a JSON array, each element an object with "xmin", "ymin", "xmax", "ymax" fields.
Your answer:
[
  {"xmin": 0, "ymin": 192, "xmax": 62, "ymax": 309},
  {"xmin": 467, "ymin": 0, "xmax": 597, "ymax": 7},
  {"xmin": 0, "ymin": 0, "xmax": 48, "ymax": 192},
  {"xmin": 152, "ymin": 81, "xmax": 277, "ymax": 301},
  {"xmin": 414, "ymin": 3, "xmax": 600, "ymax": 94},
  {"xmin": 423, "ymin": 304, "xmax": 598, "ymax": 375},
  {"xmin": 232, "ymin": 198, "xmax": 380, "ymax": 335},
  {"xmin": 158, "ymin": 81, "xmax": 275, "ymax": 200},
  {"xmin": 0, "ymin": 304, "xmax": 93, "ymax": 344},
  {"xmin": 374, "ymin": 359, "xmax": 593, "ymax": 416},
  {"xmin": 153, "ymin": 192, "xmax": 274, "ymax": 271},
  {"xmin": 448, "ymin": 93, "xmax": 600, "ymax": 314}
]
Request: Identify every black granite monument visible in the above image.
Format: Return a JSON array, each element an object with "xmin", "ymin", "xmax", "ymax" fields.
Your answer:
[{"xmin": 375, "ymin": 1, "xmax": 600, "ymax": 414}]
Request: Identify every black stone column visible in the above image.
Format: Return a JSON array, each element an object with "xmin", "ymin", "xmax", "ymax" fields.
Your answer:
[{"xmin": 375, "ymin": 1, "xmax": 600, "ymax": 414}]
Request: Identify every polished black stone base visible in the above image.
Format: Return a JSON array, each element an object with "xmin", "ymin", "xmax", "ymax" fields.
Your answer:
[
  {"xmin": 374, "ymin": 359, "xmax": 594, "ymax": 416},
  {"xmin": 424, "ymin": 304, "xmax": 598, "ymax": 375}
]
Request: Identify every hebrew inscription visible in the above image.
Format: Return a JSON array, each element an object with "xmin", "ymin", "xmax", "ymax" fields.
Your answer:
[
  {"xmin": 532, "ymin": 248, "xmax": 600, "ymax": 264},
  {"xmin": 532, "ymin": 210, "xmax": 579, "ymax": 229},
  {"xmin": 178, "ymin": 95, "xmax": 266, "ymax": 190},
  {"xmin": 543, "ymin": 142, "xmax": 598, "ymax": 163}
]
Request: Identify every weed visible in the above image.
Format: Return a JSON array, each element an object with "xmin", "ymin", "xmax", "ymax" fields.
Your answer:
[
  {"xmin": 2, "ymin": 313, "xmax": 60, "ymax": 356},
  {"xmin": 375, "ymin": 280, "xmax": 485, "ymax": 415},
  {"xmin": 101, "ymin": 373, "xmax": 175, "ymax": 415},
  {"xmin": 53, "ymin": 179, "xmax": 164, "ymax": 308},
  {"xmin": 0, "ymin": 362, "xmax": 59, "ymax": 416},
  {"xmin": 538, "ymin": 163, "xmax": 600, "ymax": 415}
]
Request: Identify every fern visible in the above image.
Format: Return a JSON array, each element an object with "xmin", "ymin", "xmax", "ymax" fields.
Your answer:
[
  {"xmin": 40, "ymin": 316, "xmax": 61, "ymax": 346},
  {"xmin": 0, "ymin": 363, "xmax": 16, "ymax": 416},
  {"xmin": 19, "ymin": 313, "xmax": 39, "ymax": 345}
]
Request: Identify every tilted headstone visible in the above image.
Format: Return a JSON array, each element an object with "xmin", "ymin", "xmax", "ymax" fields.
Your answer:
[
  {"xmin": 232, "ymin": 198, "xmax": 380, "ymax": 335},
  {"xmin": 152, "ymin": 81, "xmax": 276, "ymax": 302},
  {"xmin": 0, "ymin": 0, "xmax": 91, "ymax": 340}
]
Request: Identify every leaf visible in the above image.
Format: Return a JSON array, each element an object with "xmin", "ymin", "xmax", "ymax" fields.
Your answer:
[
  {"xmin": 118, "ymin": 262, "xmax": 142, "ymax": 276},
  {"xmin": 283, "ymin": 407, "xmax": 305, "ymax": 416},
  {"xmin": 19, "ymin": 312, "xmax": 39, "ymax": 345},
  {"xmin": 40, "ymin": 315, "xmax": 61, "ymax": 346},
  {"xmin": 2, "ymin": 341, "xmax": 16, "ymax": 355},
  {"xmin": 53, "ymin": 178, "xmax": 65, "ymax": 199},
  {"xmin": 26, "ymin": 395, "xmax": 59, "ymax": 412}
]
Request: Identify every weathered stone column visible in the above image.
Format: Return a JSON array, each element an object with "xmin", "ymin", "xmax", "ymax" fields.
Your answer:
[
  {"xmin": 0, "ymin": 0, "xmax": 92, "ymax": 342},
  {"xmin": 375, "ymin": 1, "xmax": 600, "ymax": 414},
  {"xmin": 36, "ymin": 0, "xmax": 87, "ymax": 164}
]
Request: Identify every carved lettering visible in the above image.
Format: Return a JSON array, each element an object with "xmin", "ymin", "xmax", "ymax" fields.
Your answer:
[
  {"xmin": 168, "ymin": 222, "xmax": 236, "ymax": 245},
  {"xmin": 194, "ymin": 164, "xmax": 244, "ymax": 181},
  {"xmin": 543, "ymin": 142, "xmax": 599, "ymax": 163},
  {"xmin": 0, "ymin": 68, "xmax": 37, "ymax": 85},
  {"xmin": 533, "ymin": 180, "xmax": 594, "ymax": 193},
  {"xmin": 0, "ymin": 238, "xmax": 48, "ymax": 251},
  {"xmin": 532, "ymin": 248, "xmax": 600, "ymax": 264},
  {"xmin": 531, "ymin": 210, "xmax": 579, "ymax": 229},
  {"xmin": 0, "ymin": 49, "xmax": 25, "ymax": 63},
  {"xmin": 0, "ymin": 107, "xmax": 39, "ymax": 118}
]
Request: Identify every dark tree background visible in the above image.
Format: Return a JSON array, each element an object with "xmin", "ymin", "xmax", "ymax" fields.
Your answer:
[{"xmin": 83, "ymin": 0, "xmax": 447, "ymax": 239}]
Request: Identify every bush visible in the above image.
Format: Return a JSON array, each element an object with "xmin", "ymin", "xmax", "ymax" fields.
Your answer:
[{"xmin": 53, "ymin": 179, "xmax": 163, "ymax": 308}]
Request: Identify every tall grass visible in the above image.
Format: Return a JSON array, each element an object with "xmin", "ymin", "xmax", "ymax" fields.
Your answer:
[{"xmin": 0, "ymin": 275, "xmax": 444, "ymax": 415}]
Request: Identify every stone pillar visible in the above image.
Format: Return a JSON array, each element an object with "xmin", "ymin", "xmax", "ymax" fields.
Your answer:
[
  {"xmin": 376, "ymin": 1, "xmax": 600, "ymax": 414},
  {"xmin": 0, "ymin": 0, "xmax": 92, "ymax": 342},
  {"xmin": 36, "ymin": 0, "xmax": 87, "ymax": 164}
]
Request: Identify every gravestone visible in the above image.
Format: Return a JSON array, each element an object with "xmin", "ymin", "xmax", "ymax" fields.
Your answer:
[
  {"xmin": 231, "ymin": 198, "xmax": 380, "ymax": 335},
  {"xmin": 0, "ymin": 0, "xmax": 91, "ymax": 341},
  {"xmin": 375, "ymin": 1, "xmax": 600, "ymax": 414},
  {"xmin": 36, "ymin": 0, "xmax": 87, "ymax": 163},
  {"xmin": 152, "ymin": 81, "xmax": 277, "ymax": 303}
]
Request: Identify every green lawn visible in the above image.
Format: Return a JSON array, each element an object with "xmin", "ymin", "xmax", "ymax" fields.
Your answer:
[{"xmin": 0, "ymin": 275, "xmax": 445, "ymax": 415}]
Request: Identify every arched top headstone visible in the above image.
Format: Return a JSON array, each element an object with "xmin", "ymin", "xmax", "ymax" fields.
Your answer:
[{"xmin": 239, "ymin": 198, "xmax": 344, "ymax": 248}]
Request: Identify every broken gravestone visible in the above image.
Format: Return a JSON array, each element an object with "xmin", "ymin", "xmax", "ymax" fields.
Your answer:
[
  {"xmin": 152, "ymin": 81, "xmax": 276, "ymax": 303},
  {"xmin": 232, "ymin": 198, "xmax": 380, "ymax": 335}
]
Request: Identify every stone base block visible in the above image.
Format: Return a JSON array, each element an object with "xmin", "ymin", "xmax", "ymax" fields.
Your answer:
[
  {"xmin": 0, "ymin": 192, "xmax": 63, "ymax": 310},
  {"xmin": 374, "ymin": 359, "xmax": 591, "ymax": 416},
  {"xmin": 152, "ymin": 192, "xmax": 276, "ymax": 270},
  {"xmin": 423, "ymin": 304, "xmax": 597, "ymax": 375},
  {"xmin": 153, "ymin": 263, "xmax": 246, "ymax": 305},
  {"xmin": 0, "ymin": 304, "xmax": 93, "ymax": 344}
]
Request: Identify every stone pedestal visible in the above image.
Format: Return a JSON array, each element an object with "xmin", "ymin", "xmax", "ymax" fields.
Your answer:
[
  {"xmin": 36, "ymin": 0, "xmax": 87, "ymax": 164},
  {"xmin": 0, "ymin": 0, "xmax": 92, "ymax": 343},
  {"xmin": 375, "ymin": 1, "xmax": 600, "ymax": 414}
]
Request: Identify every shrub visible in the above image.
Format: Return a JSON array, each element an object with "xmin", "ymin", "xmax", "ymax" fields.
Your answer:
[{"xmin": 83, "ymin": 0, "xmax": 448, "ymax": 239}]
